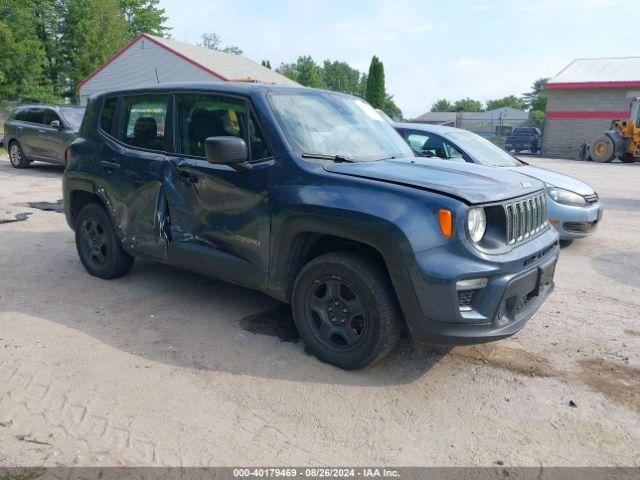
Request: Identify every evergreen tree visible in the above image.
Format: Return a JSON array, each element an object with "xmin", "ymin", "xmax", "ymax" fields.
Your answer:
[
  {"xmin": 61, "ymin": 0, "xmax": 128, "ymax": 97},
  {"xmin": 261, "ymin": 60, "xmax": 272, "ymax": 69},
  {"xmin": 365, "ymin": 56, "xmax": 386, "ymax": 109}
]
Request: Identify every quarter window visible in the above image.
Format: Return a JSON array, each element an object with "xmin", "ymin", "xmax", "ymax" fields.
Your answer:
[
  {"xmin": 119, "ymin": 94, "xmax": 168, "ymax": 151},
  {"xmin": 14, "ymin": 109, "xmax": 29, "ymax": 121}
]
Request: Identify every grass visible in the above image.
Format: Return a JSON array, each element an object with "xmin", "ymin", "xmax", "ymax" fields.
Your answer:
[{"xmin": 0, "ymin": 145, "xmax": 6, "ymax": 156}]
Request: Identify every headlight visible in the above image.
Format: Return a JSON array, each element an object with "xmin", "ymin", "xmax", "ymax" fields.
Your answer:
[
  {"xmin": 547, "ymin": 187, "xmax": 586, "ymax": 207},
  {"xmin": 467, "ymin": 207, "xmax": 486, "ymax": 243}
]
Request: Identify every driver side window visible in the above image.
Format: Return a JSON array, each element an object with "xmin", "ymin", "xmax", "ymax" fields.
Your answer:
[
  {"xmin": 407, "ymin": 131, "xmax": 446, "ymax": 159},
  {"xmin": 407, "ymin": 131, "xmax": 464, "ymax": 161}
]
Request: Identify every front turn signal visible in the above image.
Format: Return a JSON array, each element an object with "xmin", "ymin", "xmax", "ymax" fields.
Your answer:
[{"xmin": 438, "ymin": 209, "xmax": 453, "ymax": 238}]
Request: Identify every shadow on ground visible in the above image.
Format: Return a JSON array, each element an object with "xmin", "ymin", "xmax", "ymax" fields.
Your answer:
[
  {"xmin": 1, "ymin": 229, "xmax": 448, "ymax": 386},
  {"xmin": 591, "ymin": 250, "xmax": 640, "ymax": 289},
  {"xmin": 0, "ymin": 159, "xmax": 65, "ymax": 177}
]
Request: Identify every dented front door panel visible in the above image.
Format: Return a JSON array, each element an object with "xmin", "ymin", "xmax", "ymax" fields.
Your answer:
[{"xmin": 162, "ymin": 156, "xmax": 272, "ymax": 290}]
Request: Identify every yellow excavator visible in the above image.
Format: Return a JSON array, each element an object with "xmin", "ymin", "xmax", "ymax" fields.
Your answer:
[{"xmin": 589, "ymin": 97, "xmax": 640, "ymax": 163}]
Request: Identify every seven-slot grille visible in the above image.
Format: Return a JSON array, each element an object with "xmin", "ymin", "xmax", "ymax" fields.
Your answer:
[{"xmin": 505, "ymin": 194, "xmax": 547, "ymax": 245}]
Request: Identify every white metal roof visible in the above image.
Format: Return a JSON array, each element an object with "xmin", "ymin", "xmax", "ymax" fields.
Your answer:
[
  {"xmin": 548, "ymin": 57, "xmax": 640, "ymax": 86},
  {"xmin": 147, "ymin": 35, "xmax": 297, "ymax": 85}
]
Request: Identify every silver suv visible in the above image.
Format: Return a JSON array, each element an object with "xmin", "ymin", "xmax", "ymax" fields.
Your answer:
[{"xmin": 4, "ymin": 104, "xmax": 85, "ymax": 168}]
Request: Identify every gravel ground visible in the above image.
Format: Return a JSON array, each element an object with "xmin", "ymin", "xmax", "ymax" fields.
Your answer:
[{"xmin": 0, "ymin": 155, "xmax": 638, "ymax": 467}]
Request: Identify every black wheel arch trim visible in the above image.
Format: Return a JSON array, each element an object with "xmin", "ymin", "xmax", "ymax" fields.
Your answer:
[{"xmin": 268, "ymin": 213, "xmax": 424, "ymax": 337}]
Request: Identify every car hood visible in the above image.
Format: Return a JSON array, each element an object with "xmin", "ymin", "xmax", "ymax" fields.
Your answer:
[
  {"xmin": 505, "ymin": 165, "xmax": 595, "ymax": 196},
  {"xmin": 323, "ymin": 157, "xmax": 544, "ymax": 204}
]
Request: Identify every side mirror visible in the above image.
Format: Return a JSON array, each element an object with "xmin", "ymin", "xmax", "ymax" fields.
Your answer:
[
  {"xmin": 50, "ymin": 120, "xmax": 63, "ymax": 130},
  {"xmin": 205, "ymin": 136, "xmax": 252, "ymax": 171}
]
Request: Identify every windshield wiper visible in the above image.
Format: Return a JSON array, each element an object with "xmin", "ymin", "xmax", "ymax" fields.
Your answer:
[{"xmin": 301, "ymin": 153, "xmax": 355, "ymax": 163}]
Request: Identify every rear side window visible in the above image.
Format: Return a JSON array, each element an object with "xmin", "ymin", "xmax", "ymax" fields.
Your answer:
[
  {"xmin": 14, "ymin": 109, "xmax": 29, "ymax": 121},
  {"xmin": 100, "ymin": 98, "xmax": 118, "ymax": 135},
  {"xmin": 119, "ymin": 94, "xmax": 168, "ymax": 151}
]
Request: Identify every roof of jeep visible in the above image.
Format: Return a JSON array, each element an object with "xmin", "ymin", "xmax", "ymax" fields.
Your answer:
[{"xmin": 90, "ymin": 81, "xmax": 316, "ymax": 98}]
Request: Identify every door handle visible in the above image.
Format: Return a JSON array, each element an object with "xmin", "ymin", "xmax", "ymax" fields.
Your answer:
[
  {"xmin": 99, "ymin": 160, "xmax": 121, "ymax": 170},
  {"xmin": 38, "ymin": 129, "xmax": 46, "ymax": 134},
  {"xmin": 18, "ymin": 126, "xmax": 23, "ymax": 130}
]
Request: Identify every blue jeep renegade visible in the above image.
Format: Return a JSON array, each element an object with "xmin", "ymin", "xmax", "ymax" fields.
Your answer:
[{"xmin": 63, "ymin": 83, "xmax": 559, "ymax": 369}]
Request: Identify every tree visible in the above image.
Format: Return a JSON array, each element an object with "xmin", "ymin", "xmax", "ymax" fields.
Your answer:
[
  {"xmin": 523, "ymin": 77, "xmax": 549, "ymax": 109},
  {"xmin": 321, "ymin": 60, "xmax": 360, "ymax": 95},
  {"xmin": 276, "ymin": 62, "xmax": 298, "ymax": 82},
  {"xmin": 357, "ymin": 73, "xmax": 368, "ymax": 98},
  {"xmin": 276, "ymin": 56, "xmax": 325, "ymax": 88},
  {"xmin": 261, "ymin": 60, "xmax": 272, "ymax": 69},
  {"xmin": 365, "ymin": 56, "xmax": 386, "ymax": 109},
  {"xmin": 199, "ymin": 33, "xmax": 242, "ymax": 55},
  {"xmin": 383, "ymin": 95, "xmax": 402, "ymax": 120},
  {"xmin": 453, "ymin": 97, "xmax": 483, "ymax": 112},
  {"xmin": 119, "ymin": 0, "xmax": 169, "ymax": 39},
  {"xmin": 61, "ymin": 0, "xmax": 128, "ymax": 97},
  {"xmin": 430, "ymin": 99, "xmax": 454, "ymax": 112},
  {"xmin": 0, "ymin": 0, "xmax": 60, "ymax": 103},
  {"xmin": 523, "ymin": 77, "xmax": 549, "ymax": 129},
  {"xmin": 295, "ymin": 56, "xmax": 325, "ymax": 88},
  {"xmin": 485, "ymin": 95, "xmax": 526, "ymax": 111}
]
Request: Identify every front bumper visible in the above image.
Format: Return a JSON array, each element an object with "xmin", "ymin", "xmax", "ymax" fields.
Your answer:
[
  {"xmin": 548, "ymin": 200, "xmax": 602, "ymax": 239},
  {"xmin": 400, "ymin": 228, "xmax": 559, "ymax": 345}
]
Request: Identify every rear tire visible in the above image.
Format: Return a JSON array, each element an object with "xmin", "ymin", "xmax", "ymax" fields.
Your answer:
[
  {"xmin": 75, "ymin": 203, "xmax": 134, "ymax": 279},
  {"xmin": 8, "ymin": 141, "xmax": 29, "ymax": 168},
  {"xmin": 291, "ymin": 251, "xmax": 401, "ymax": 370},
  {"xmin": 590, "ymin": 135, "xmax": 616, "ymax": 163},
  {"xmin": 621, "ymin": 153, "xmax": 637, "ymax": 163}
]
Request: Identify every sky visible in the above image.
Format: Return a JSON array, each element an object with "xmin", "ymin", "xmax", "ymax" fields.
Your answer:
[{"xmin": 158, "ymin": 0, "xmax": 639, "ymax": 118}]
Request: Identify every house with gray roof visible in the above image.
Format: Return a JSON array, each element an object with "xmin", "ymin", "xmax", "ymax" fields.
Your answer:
[{"xmin": 77, "ymin": 34, "xmax": 297, "ymax": 105}]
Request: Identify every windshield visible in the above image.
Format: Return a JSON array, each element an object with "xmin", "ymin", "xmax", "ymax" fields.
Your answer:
[
  {"xmin": 268, "ymin": 91, "xmax": 413, "ymax": 161},
  {"xmin": 60, "ymin": 107, "xmax": 85, "ymax": 128},
  {"xmin": 445, "ymin": 130, "xmax": 524, "ymax": 167}
]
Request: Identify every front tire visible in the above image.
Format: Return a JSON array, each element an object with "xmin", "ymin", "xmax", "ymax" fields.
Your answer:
[
  {"xmin": 292, "ymin": 251, "xmax": 401, "ymax": 370},
  {"xmin": 590, "ymin": 135, "xmax": 616, "ymax": 162},
  {"xmin": 75, "ymin": 203, "xmax": 134, "ymax": 279},
  {"xmin": 621, "ymin": 153, "xmax": 637, "ymax": 163},
  {"xmin": 8, "ymin": 141, "xmax": 29, "ymax": 168}
]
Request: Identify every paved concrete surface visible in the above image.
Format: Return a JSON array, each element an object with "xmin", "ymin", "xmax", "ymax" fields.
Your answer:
[{"xmin": 0, "ymin": 155, "xmax": 638, "ymax": 467}]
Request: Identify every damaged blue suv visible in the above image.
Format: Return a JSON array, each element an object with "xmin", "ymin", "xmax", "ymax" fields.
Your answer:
[{"xmin": 63, "ymin": 83, "xmax": 559, "ymax": 369}]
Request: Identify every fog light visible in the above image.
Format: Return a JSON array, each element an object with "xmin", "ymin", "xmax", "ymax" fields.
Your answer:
[
  {"xmin": 456, "ymin": 278, "xmax": 488, "ymax": 291},
  {"xmin": 456, "ymin": 278, "xmax": 487, "ymax": 312}
]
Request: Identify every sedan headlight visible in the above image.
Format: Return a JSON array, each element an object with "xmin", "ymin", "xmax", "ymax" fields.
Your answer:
[
  {"xmin": 547, "ymin": 187, "xmax": 586, "ymax": 207},
  {"xmin": 467, "ymin": 207, "xmax": 487, "ymax": 243}
]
